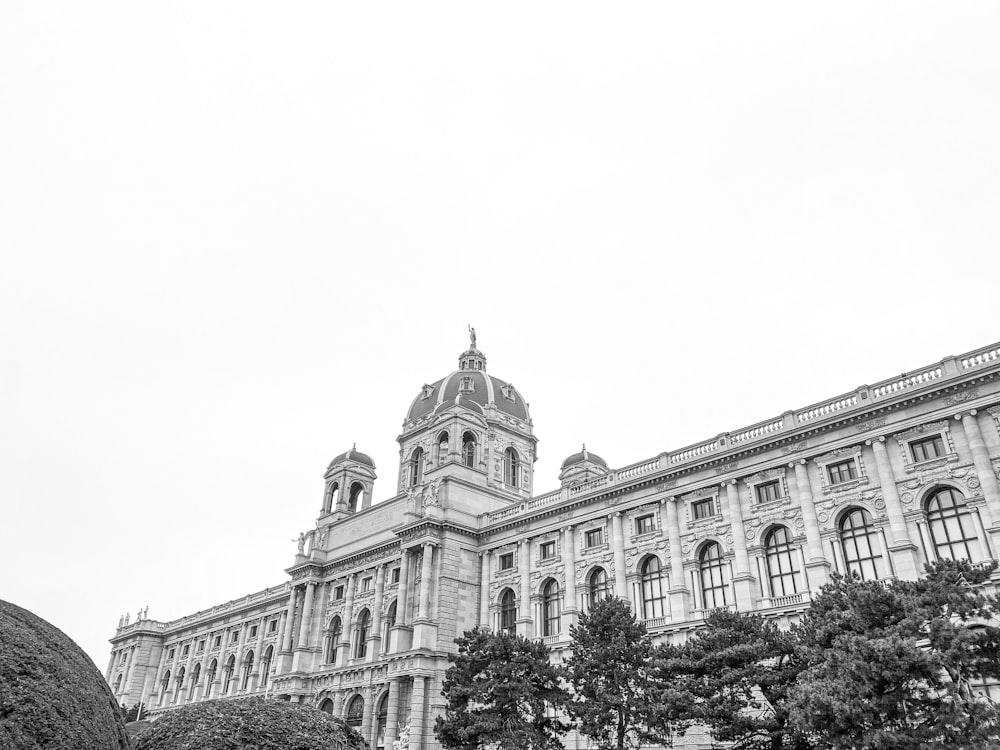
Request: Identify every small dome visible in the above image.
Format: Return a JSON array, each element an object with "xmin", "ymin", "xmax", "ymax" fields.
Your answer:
[
  {"xmin": 561, "ymin": 445, "xmax": 608, "ymax": 470},
  {"xmin": 328, "ymin": 444, "xmax": 374, "ymax": 469}
]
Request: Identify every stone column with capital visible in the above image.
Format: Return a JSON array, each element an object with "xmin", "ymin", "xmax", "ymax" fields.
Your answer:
[
  {"xmin": 230, "ymin": 624, "xmax": 250, "ymax": 695},
  {"xmin": 180, "ymin": 640, "xmax": 197, "ymax": 703},
  {"xmin": 360, "ymin": 685, "xmax": 375, "ymax": 748},
  {"xmin": 791, "ymin": 460, "xmax": 830, "ymax": 590},
  {"xmin": 279, "ymin": 588, "xmax": 297, "ymax": 676},
  {"xmin": 958, "ymin": 412, "xmax": 1000, "ymax": 550},
  {"xmin": 249, "ymin": 616, "xmax": 266, "ymax": 691},
  {"xmin": 663, "ymin": 497, "xmax": 689, "ymax": 620},
  {"xmin": 391, "ymin": 551, "xmax": 413, "ymax": 653},
  {"xmin": 479, "ymin": 551, "xmax": 491, "ymax": 627},
  {"xmin": 562, "ymin": 526, "xmax": 578, "ymax": 629},
  {"xmin": 292, "ymin": 582, "xmax": 316, "ymax": 672},
  {"xmin": 611, "ymin": 513, "xmax": 628, "ymax": 601},
  {"xmin": 337, "ymin": 574, "xmax": 356, "ymax": 665},
  {"xmin": 723, "ymin": 481, "xmax": 756, "ymax": 610},
  {"xmin": 413, "ymin": 543, "xmax": 438, "ymax": 649},
  {"xmin": 368, "ymin": 565, "xmax": 386, "ymax": 662},
  {"xmin": 409, "ymin": 675, "xmax": 429, "ymax": 750},
  {"xmin": 868, "ymin": 437, "xmax": 921, "ymax": 579},
  {"xmin": 518, "ymin": 539, "xmax": 533, "ymax": 638},
  {"xmin": 384, "ymin": 677, "xmax": 402, "ymax": 749}
]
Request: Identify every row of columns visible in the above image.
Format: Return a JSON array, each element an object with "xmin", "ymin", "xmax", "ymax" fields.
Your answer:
[{"xmin": 321, "ymin": 674, "xmax": 433, "ymax": 750}]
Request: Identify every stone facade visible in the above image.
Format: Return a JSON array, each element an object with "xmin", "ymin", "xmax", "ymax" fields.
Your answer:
[{"xmin": 108, "ymin": 338, "xmax": 1000, "ymax": 749}]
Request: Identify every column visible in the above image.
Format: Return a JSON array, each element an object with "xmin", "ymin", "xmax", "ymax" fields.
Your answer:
[
  {"xmin": 479, "ymin": 551, "xmax": 491, "ymax": 627},
  {"xmin": 610, "ymin": 513, "xmax": 628, "ymax": 600},
  {"xmin": 360, "ymin": 685, "xmax": 375, "ymax": 748},
  {"xmin": 338, "ymin": 574, "xmax": 356, "ymax": 664},
  {"xmin": 959, "ymin": 411, "xmax": 1000, "ymax": 535},
  {"xmin": 280, "ymin": 589, "xmax": 297, "ymax": 652},
  {"xmin": 181, "ymin": 639, "xmax": 197, "ymax": 703},
  {"xmin": 562, "ymin": 526, "xmax": 578, "ymax": 628},
  {"xmin": 791, "ymin": 460, "xmax": 830, "ymax": 589},
  {"xmin": 231, "ymin": 624, "xmax": 250, "ymax": 695},
  {"xmin": 369, "ymin": 565, "xmax": 386, "ymax": 662},
  {"xmin": 868, "ymin": 437, "xmax": 920, "ymax": 579},
  {"xmin": 150, "ymin": 645, "xmax": 168, "ymax": 707},
  {"xmin": 417, "ymin": 544, "xmax": 435, "ymax": 620},
  {"xmin": 518, "ymin": 538, "xmax": 533, "ymax": 638},
  {"xmin": 663, "ymin": 497, "xmax": 689, "ymax": 620},
  {"xmin": 292, "ymin": 582, "xmax": 316, "ymax": 672},
  {"xmin": 384, "ymin": 678, "xmax": 402, "ymax": 750},
  {"xmin": 409, "ymin": 676, "xmax": 428, "ymax": 750},
  {"xmin": 124, "ymin": 645, "xmax": 140, "ymax": 702},
  {"xmin": 723, "ymin": 481, "xmax": 756, "ymax": 610},
  {"xmin": 250, "ymin": 616, "xmax": 266, "ymax": 690},
  {"xmin": 273, "ymin": 612, "xmax": 289, "ymax": 678},
  {"xmin": 398, "ymin": 551, "xmax": 411, "ymax": 626}
]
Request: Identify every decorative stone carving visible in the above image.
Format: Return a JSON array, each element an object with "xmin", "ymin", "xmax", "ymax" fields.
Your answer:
[
  {"xmin": 943, "ymin": 389, "xmax": 979, "ymax": 406},
  {"xmin": 854, "ymin": 416, "xmax": 887, "ymax": 432}
]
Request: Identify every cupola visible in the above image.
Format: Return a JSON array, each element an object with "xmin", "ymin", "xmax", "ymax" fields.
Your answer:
[{"xmin": 559, "ymin": 444, "xmax": 609, "ymax": 487}]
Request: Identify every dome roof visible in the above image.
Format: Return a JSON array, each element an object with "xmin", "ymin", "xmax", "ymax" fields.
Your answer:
[
  {"xmin": 404, "ymin": 333, "xmax": 530, "ymax": 424},
  {"xmin": 328, "ymin": 445, "xmax": 374, "ymax": 469},
  {"xmin": 561, "ymin": 445, "xmax": 608, "ymax": 469}
]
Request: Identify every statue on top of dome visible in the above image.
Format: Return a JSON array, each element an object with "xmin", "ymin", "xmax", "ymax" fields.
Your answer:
[{"xmin": 468, "ymin": 325, "xmax": 477, "ymax": 350}]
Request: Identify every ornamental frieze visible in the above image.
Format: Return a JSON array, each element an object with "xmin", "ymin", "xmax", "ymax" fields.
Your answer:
[
  {"xmin": 893, "ymin": 420, "xmax": 950, "ymax": 442},
  {"xmin": 943, "ymin": 389, "xmax": 979, "ymax": 407},
  {"xmin": 854, "ymin": 416, "xmax": 887, "ymax": 433},
  {"xmin": 782, "ymin": 440, "xmax": 809, "ymax": 455}
]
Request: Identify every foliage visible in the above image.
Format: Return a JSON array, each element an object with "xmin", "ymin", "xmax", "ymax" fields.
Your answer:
[
  {"xmin": 0, "ymin": 599, "xmax": 131, "ymax": 750},
  {"xmin": 666, "ymin": 608, "xmax": 812, "ymax": 750},
  {"xmin": 132, "ymin": 697, "xmax": 367, "ymax": 750},
  {"xmin": 434, "ymin": 626, "xmax": 570, "ymax": 750},
  {"xmin": 789, "ymin": 560, "xmax": 1000, "ymax": 750},
  {"xmin": 563, "ymin": 597, "xmax": 679, "ymax": 749},
  {"xmin": 121, "ymin": 702, "xmax": 145, "ymax": 723}
]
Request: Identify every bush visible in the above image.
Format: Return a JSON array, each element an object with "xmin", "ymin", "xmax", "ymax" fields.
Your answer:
[
  {"xmin": 0, "ymin": 599, "xmax": 131, "ymax": 750},
  {"xmin": 133, "ymin": 697, "xmax": 368, "ymax": 750}
]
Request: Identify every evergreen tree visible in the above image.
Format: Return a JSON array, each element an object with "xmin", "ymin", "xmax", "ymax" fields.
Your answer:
[
  {"xmin": 563, "ymin": 597, "xmax": 680, "ymax": 749},
  {"xmin": 434, "ymin": 627, "xmax": 570, "ymax": 750},
  {"xmin": 789, "ymin": 560, "xmax": 1000, "ymax": 749}
]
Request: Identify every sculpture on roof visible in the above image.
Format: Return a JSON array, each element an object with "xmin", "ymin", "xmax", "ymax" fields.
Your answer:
[{"xmin": 468, "ymin": 325, "xmax": 476, "ymax": 349}]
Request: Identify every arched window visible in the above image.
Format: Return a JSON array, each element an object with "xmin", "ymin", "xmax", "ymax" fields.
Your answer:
[
  {"xmin": 504, "ymin": 447, "xmax": 519, "ymax": 488},
  {"xmin": 926, "ymin": 487, "xmax": 982, "ymax": 562},
  {"xmin": 176, "ymin": 666, "xmax": 185, "ymax": 693},
  {"xmin": 383, "ymin": 601, "xmax": 397, "ymax": 652},
  {"xmin": 437, "ymin": 432, "xmax": 449, "ymax": 464},
  {"xmin": 327, "ymin": 481, "xmax": 339, "ymax": 512},
  {"xmin": 159, "ymin": 670, "xmax": 170, "ymax": 705},
  {"xmin": 699, "ymin": 542, "xmax": 730, "ymax": 610},
  {"xmin": 206, "ymin": 660, "xmax": 217, "ymax": 698},
  {"xmin": 410, "ymin": 447, "xmax": 424, "ymax": 487},
  {"xmin": 327, "ymin": 616, "xmax": 342, "ymax": 664},
  {"xmin": 839, "ymin": 508, "xmax": 884, "ymax": 581},
  {"xmin": 588, "ymin": 567, "xmax": 610, "ymax": 609},
  {"xmin": 640, "ymin": 556, "xmax": 666, "ymax": 619},
  {"xmin": 462, "ymin": 432, "xmax": 476, "ymax": 468},
  {"xmin": 346, "ymin": 695, "xmax": 364, "ymax": 727},
  {"xmin": 241, "ymin": 650, "xmax": 254, "ymax": 690},
  {"xmin": 764, "ymin": 526, "xmax": 800, "ymax": 597},
  {"xmin": 259, "ymin": 647, "xmax": 272, "ymax": 688},
  {"xmin": 222, "ymin": 655, "xmax": 235, "ymax": 694},
  {"xmin": 355, "ymin": 609, "xmax": 370, "ymax": 659},
  {"xmin": 376, "ymin": 693, "xmax": 390, "ymax": 750},
  {"xmin": 542, "ymin": 579, "xmax": 561, "ymax": 637},
  {"xmin": 190, "ymin": 663, "xmax": 201, "ymax": 697},
  {"xmin": 348, "ymin": 482, "xmax": 364, "ymax": 513},
  {"xmin": 347, "ymin": 695, "xmax": 365, "ymax": 727},
  {"xmin": 319, "ymin": 697, "xmax": 334, "ymax": 714},
  {"xmin": 499, "ymin": 589, "xmax": 517, "ymax": 635},
  {"xmin": 113, "ymin": 673, "xmax": 122, "ymax": 692}
]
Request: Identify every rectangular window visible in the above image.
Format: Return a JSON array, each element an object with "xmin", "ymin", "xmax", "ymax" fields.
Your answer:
[
  {"xmin": 827, "ymin": 459, "xmax": 857, "ymax": 485},
  {"xmin": 498, "ymin": 552, "xmax": 514, "ymax": 571},
  {"xmin": 584, "ymin": 528, "xmax": 603, "ymax": 548},
  {"xmin": 361, "ymin": 577, "xmax": 373, "ymax": 592},
  {"xmin": 213, "ymin": 635, "xmax": 222, "ymax": 648},
  {"xmin": 230, "ymin": 631, "xmax": 239, "ymax": 643},
  {"xmin": 692, "ymin": 498, "xmax": 715, "ymax": 520},
  {"xmin": 911, "ymin": 435, "xmax": 945, "ymax": 462},
  {"xmin": 198, "ymin": 640, "xmax": 205, "ymax": 652},
  {"xmin": 539, "ymin": 540, "xmax": 556, "ymax": 560},
  {"xmin": 120, "ymin": 652, "xmax": 127, "ymax": 664},
  {"xmin": 181, "ymin": 644, "xmax": 189, "ymax": 657},
  {"xmin": 167, "ymin": 648, "xmax": 175, "ymax": 660},
  {"xmin": 635, "ymin": 514, "xmax": 655, "ymax": 535},
  {"xmin": 249, "ymin": 625, "xmax": 258, "ymax": 638},
  {"xmin": 755, "ymin": 480, "xmax": 782, "ymax": 503},
  {"xmin": 391, "ymin": 567, "xmax": 401, "ymax": 584},
  {"xmin": 334, "ymin": 585, "xmax": 345, "ymax": 600},
  {"xmin": 268, "ymin": 620, "xmax": 277, "ymax": 633}
]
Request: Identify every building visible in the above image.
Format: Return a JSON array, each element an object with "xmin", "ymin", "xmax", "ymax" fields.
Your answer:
[{"xmin": 107, "ymin": 336, "xmax": 1000, "ymax": 748}]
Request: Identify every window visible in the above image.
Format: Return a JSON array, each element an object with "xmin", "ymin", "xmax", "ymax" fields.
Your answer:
[
  {"xmin": 168, "ymin": 648, "xmax": 175, "ymax": 660},
  {"xmin": 635, "ymin": 514, "xmax": 655, "ymax": 535},
  {"xmin": 334, "ymin": 585, "xmax": 345, "ymax": 600},
  {"xmin": 383, "ymin": 600, "xmax": 397, "ymax": 652},
  {"xmin": 206, "ymin": 660, "xmax": 217, "ymax": 698},
  {"xmin": 499, "ymin": 589, "xmax": 517, "ymax": 635},
  {"xmin": 504, "ymin": 447, "xmax": 520, "ymax": 488},
  {"xmin": 346, "ymin": 695, "xmax": 364, "ymax": 728},
  {"xmin": 827, "ymin": 459, "xmax": 857, "ymax": 485},
  {"xmin": 355, "ymin": 610, "xmax": 370, "ymax": 659},
  {"xmin": 588, "ymin": 568, "xmax": 610, "ymax": 608},
  {"xmin": 119, "ymin": 652, "xmax": 127, "ymax": 665},
  {"xmin": 231, "ymin": 630, "xmax": 239, "ymax": 643},
  {"xmin": 640, "ymin": 557, "xmax": 666, "ymax": 619},
  {"xmin": 437, "ymin": 431, "xmax": 449, "ymax": 464},
  {"xmin": 327, "ymin": 617, "xmax": 342, "ymax": 664},
  {"xmin": 692, "ymin": 498, "xmax": 715, "ymax": 520},
  {"xmin": 213, "ymin": 635, "xmax": 222, "ymax": 648},
  {"xmin": 376, "ymin": 693, "xmax": 390, "ymax": 750},
  {"xmin": 410, "ymin": 447, "xmax": 424, "ymax": 487},
  {"xmin": 839, "ymin": 508, "xmax": 884, "ymax": 581},
  {"xmin": 222, "ymin": 655, "xmax": 235, "ymax": 694},
  {"xmin": 391, "ymin": 568, "xmax": 400, "ymax": 584},
  {"xmin": 113, "ymin": 674, "xmax": 123, "ymax": 692},
  {"xmin": 190, "ymin": 663, "xmax": 201, "ymax": 693},
  {"xmin": 498, "ymin": 552, "xmax": 514, "ymax": 571},
  {"xmin": 240, "ymin": 651, "xmax": 254, "ymax": 690},
  {"xmin": 260, "ymin": 647, "xmax": 272, "ymax": 688},
  {"xmin": 197, "ymin": 640, "xmax": 205, "ymax": 652},
  {"xmin": 584, "ymin": 528, "xmax": 603, "ymax": 548},
  {"xmin": 539, "ymin": 540, "xmax": 556, "ymax": 560},
  {"xmin": 182, "ymin": 644, "xmax": 189, "ymax": 657},
  {"xmin": 911, "ymin": 434, "xmax": 945, "ymax": 463},
  {"xmin": 755, "ymin": 480, "xmax": 782, "ymax": 503},
  {"xmin": 249, "ymin": 625, "xmax": 258, "ymax": 638},
  {"xmin": 268, "ymin": 620, "xmax": 277, "ymax": 633},
  {"xmin": 926, "ymin": 487, "xmax": 982, "ymax": 562},
  {"xmin": 764, "ymin": 526, "xmax": 800, "ymax": 597},
  {"xmin": 542, "ymin": 580, "xmax": 561, "ymax": 637},
  {"xmin": 462, "ymin": 432, "xmax": 476, "ymax": 467},
  {"xmin": 348, "ymin": 482, "xmax": 364, "ymax": 512},
  {"xmin": 361, "ymin": 577, "xmax": 373, "ymax": 593},
  {"xmin": 699, "ymin": 543, "xmax": 730, "ymax": 610}
]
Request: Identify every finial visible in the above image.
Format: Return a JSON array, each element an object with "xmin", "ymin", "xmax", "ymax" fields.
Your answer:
[
  {"xmin": 352, "ymin": 442, "xmax": 356, "ymax": 452},
  {"xmin": 582, "ymin": 443, "xmax": 588, "ymax": 460},
  {"xmin": 468, "ymin": 324, "xmax": 477, "ymax": 350}
]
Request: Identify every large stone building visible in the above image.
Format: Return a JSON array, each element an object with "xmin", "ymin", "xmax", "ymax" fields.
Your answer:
[{"xmin": 108, "ymin": 336, "xmax": 1000, "ymax": 748}]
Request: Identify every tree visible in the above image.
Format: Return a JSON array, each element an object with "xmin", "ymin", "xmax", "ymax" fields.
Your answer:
[
  {"xmin": 133, "ymin": 697, "xmax": 367, "ymax": 750},
  {"xmin": 434, "ymin": 626, "xmax": 570, "ymax": 750},
  {"xmin": 666, "ymin": 608, "xmax": 812, "ymax": 750},
  {"xmin": 789, "ymin": 560, "xmax": 1000, "ymax": 750},
  {"xmin": 563, "ymin": 597, "xmax": 679, "ymax": 749}
]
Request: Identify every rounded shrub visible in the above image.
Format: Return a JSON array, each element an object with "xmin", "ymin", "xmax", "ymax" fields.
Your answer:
[
  {"xmin": 133, "ymin": 697, "xmax": 368, "ymax": 750},
  {"xmin": 0, "ymin": 599, "xmax": 131, "ymax": 750}
]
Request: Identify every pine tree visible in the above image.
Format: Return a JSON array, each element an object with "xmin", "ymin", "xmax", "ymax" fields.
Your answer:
[{"xmin": 434, "ymin": 627, "xmax": 570, "ymax": 750}]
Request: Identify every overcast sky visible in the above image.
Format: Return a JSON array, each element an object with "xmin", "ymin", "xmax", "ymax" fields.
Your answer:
[{"xmin": 2, "ymin": 2, "xmax": 998, "ymax": 673}]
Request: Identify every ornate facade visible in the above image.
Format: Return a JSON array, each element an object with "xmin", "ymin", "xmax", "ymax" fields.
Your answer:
[{"xmin": 108, "ymin": 337, "xmax": 1000, "ymax": 748}]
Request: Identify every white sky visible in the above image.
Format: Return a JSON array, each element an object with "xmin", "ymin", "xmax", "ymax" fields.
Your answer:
[{"xmin": 2, "ymin": 2, "xmax": 998, "ymax": 672}]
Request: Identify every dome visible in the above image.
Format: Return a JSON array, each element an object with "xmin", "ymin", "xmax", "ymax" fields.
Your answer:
[
  {"xmin": 327, "ymin": 444, "xmax": 374, "ymax": 469},
  {"xmin": 561, "ymin": 445, "xmax": 608, "ymax": 470},
  {"xmin": 404, "ymin": 332, "xmax": 530, "ymax": 424}
]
